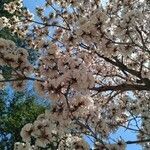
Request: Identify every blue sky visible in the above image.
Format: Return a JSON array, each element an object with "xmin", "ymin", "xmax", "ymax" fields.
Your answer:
[{"xmin": 23, "ymin": 0, "xmax": 142, "ymax": 149}]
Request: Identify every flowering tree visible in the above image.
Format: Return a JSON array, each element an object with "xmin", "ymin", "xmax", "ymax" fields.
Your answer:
[{"xmin": 0, "ymin": 0, "xmax": 150, "ymax": 149}]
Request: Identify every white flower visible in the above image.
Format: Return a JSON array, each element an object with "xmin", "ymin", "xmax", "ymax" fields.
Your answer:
[
  {"xmin": 14, "ymin": 142, "xmax": 34, "ymax": 150},
  {"xmin": 4, "ymin": 2, "xmax": 17, "ymax": 14},
  {"xmin": 35, "ymin": 137, "xmax": 50, "ymax": 148},
  {"xmin": 0, "ymin": 17, "xmax": 9, "ymax": 29},
  {"xmin": 20, "ymin": 123, "xmax": 33, "ymax": 142}
]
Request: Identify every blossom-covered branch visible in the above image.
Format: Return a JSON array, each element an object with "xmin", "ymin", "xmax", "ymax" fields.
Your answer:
[{"xmin": 0, "ymin": 0, "xmax": 150, "ymax": 149}]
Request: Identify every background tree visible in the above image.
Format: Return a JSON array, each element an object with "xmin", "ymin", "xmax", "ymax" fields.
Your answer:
[{"xmin": 0, "ymin": 90, "xmax": 46, "ymax": 150}]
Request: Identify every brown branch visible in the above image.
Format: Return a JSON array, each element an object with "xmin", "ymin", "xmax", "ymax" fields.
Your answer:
[
  {"xmin": 91, "ymin": 83, "xmax": 150, "ymax": 92},
  {"xmin": 135, "ymin": 26, "xmax": 149, "ymax": 53},
  {"xmin": 95, "ymin": 52, "xmax": 150, "ymax": 86},
  {"xmin": 0, "ymin": 77, "xmax": 44, "ymax": 82},
  {"xmin": 126, "ymin": 138, "xmax": 150, "ymax": 144},
  {"xmin": 50, "ymin": 4, "xmax": 71, "ymax": 30},
  {"xmin": 27, "ymin": 19, "xmax": 70, "ymax": 31},
  {"xmin": 95, "ymin": 52, "xmax": 141, "ymax": 78}
]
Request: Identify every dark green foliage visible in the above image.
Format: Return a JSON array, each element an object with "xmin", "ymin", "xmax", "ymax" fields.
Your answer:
[
  {"xmin": 0, "ymin": 90, "xmax": 46, "ymax": 150},
  {"xmin": 1, "ymin": 65, "xmax": 13, "ymax": 80}
]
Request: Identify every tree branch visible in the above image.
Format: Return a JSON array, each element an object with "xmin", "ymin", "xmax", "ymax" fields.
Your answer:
[
  {"xmin": 91, "ymin": 83, "xmax": 150, "ymax": 92},
  {"xmin": 0, "ymin": 77, "xmax": 44, "ymax": 82},
  {"xmin": 126, "ymin": 138, "xmax": 150, "ymax": 145},
  {"xmin": 95, "ymin": 52, "xmax": 150, "ymax": 86},
  {"xmin": 27, "ymin": 19, "xmax": 71, "ymax": 31}
]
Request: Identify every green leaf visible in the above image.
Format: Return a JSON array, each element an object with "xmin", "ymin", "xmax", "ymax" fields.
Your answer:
[{"xmin": 2, "ymin": 66, "xmax": 12, "ymax": 80}]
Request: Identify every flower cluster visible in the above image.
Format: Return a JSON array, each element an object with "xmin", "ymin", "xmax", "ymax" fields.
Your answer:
[
  {"xmin": 4, "ymin": 0, "xmax": 23, "ymax": 14},
  {"xmin": 19, "ymin": 103, "xmax": 89, "ymax": 148},
  {"xmin": 58, "ymin": 134, "xmax": 90, "ymax": 150},
  {"xmin": 35, "ymin": 43, "xmax": 94, "ymax": 100},
  {"xmin": 19, "ymin": 94, "xmax": 129, "ymax": 149},
  {"xmin": 14, "ymin": 142, "xmax": 35, "ymax": 150},
  {"xmin": 0, "ymin": 38, "xmax": 33, "ymax": 90},
  {"xmin": 0, "ymin": 17, "xmax": 10, "ymax": 30},
  {"xmin": 0, "ymin": 0, "xmax": 33, "ymax": 38},
  {"xmin": 95, "ymin": 140, "xmax": 126, "ymax": 150}
]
